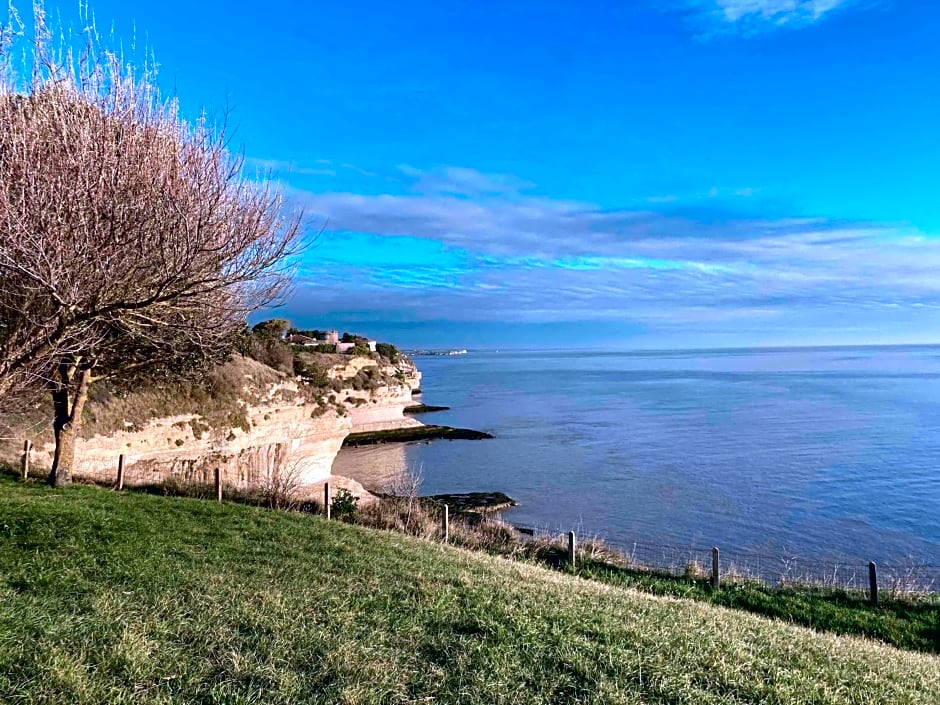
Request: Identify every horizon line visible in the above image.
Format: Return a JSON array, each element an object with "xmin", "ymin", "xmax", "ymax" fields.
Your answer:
[{"xmin": 403, "ymin": 341, "xmax": 940, "ymax": 355}]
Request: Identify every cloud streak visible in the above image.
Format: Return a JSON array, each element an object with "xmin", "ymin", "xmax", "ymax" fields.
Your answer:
[
  {"xmin": 282, "ymin": 165, "xmax": 940, "ymax": 345},
  {"xmin": 675, "ymin": 0, "xmax": 870, "ymax": 35}
]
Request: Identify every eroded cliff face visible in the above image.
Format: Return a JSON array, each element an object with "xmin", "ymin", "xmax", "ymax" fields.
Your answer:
[
  {"xmin": 326, "ymin": 354, "xmax": 422, "ymax": 433},
  {"xmin": 27, "ymin": 352, "xmax": 422, "ymax": 493},
  {"xmin": 59, "ymin": 403, "xmax": 350, "ymax": 490}
]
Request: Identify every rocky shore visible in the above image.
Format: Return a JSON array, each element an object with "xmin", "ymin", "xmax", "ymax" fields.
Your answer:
[
  {"xmin": 343, "ymin": 425, "xmax": 493, "ymax": 447},
  {"xmin": 426, "ymin": 492, "xmax": 517, "ymax": 514},
  {"xmin": 404, "ymin": 403, "xmax": 451, "ymax": 414}
]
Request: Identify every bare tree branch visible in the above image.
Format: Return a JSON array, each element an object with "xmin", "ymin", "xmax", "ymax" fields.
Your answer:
[{"xmin": 0, "ymin": 3, "xmax": 305, "ymax": 484}]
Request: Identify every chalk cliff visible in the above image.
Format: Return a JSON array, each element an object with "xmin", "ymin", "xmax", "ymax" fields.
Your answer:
[
  {"xmin": 23, "ymin": 352, "xmax": 423, "ymax": 493},
  {"xmin": 327, "ymin": 353, "xmax": 423, "ymax": 433},
  {"xmin": 53, "ymin": 396, "xmax": 352, "ymax": 491}
]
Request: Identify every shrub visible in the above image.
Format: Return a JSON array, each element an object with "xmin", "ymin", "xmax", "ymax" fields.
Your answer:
[
  {"xmin": 331, "ymin": 488, "xmax": 359, "ymax": 521},
  {"xmin": 189, "ymin": 418, "xmax": 211, "ymax": 438},
  {"xmin": 225, "ymin": 410, "xmax": 251, "ymax": 434},
  {"xmin": 259, "ymin": 460, "xmax": 305, "ymax": 511},
  {"xmin": 350, "ymin": 371, "xmax": 367, "ymax": 390},
  {"xmin": 293, "ymin": 355, "xmax": 330, "ymax": 388},
  {"xmin": 357, "ymin": 497, "xmax": 440, "ymax": 541},
  {"xmin": 263, "ymin": 342, "xmax": 295, "ymax": 374},
  {"xmin": 251, "ymin": 319, "xmax": 291, "ymax": 339},
  {"xmin": 375, "ymin": 342, "xmax": 399, "ymax": 361}
]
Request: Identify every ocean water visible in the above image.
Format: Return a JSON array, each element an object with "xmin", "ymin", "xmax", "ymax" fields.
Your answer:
[{"xmin": 333, "ymin": 346, "xmax": 940, "ymax": 564}]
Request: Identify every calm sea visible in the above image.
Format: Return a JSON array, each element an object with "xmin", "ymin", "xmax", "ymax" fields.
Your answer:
[{"xmin": 333, "ymin": 346, "xmax": 940, "ymax": 564}]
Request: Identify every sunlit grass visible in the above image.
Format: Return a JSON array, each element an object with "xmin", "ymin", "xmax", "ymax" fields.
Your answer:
[{"xmin": 1, "ymin": 477, "xmax": 937, "ymax": 704}]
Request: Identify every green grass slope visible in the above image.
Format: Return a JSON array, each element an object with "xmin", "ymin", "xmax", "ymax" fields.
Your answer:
[{"xmin": 0, "ymin": 478, "xmax": 937, "ymax": 704}]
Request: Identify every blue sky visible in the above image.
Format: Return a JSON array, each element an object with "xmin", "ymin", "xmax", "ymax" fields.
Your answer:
[{"xmin": 19, "ymin": 1, "xmax": 940, "ymax": 348}]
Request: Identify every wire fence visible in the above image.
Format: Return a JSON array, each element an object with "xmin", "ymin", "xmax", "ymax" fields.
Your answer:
[
  {"xmin": 12, "ymin": 440, "xmax": 940, "ymax": 598},
  {"xmin": 14, "ymin": 444, "xmax": 276, "ymax": 500},
  {"xmin": 512, "ymin": 522, "xmax": 940, "ymax": 597},
  {"xmin": 626, "ymin": 541, "xmax": 940, "ymax": 594}
]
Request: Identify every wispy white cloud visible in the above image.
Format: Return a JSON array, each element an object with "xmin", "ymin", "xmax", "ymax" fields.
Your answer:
[
  {"xmin": 340, "ymin": 163, "xmax": 379, "ymax": 178},
  {"xmin": 283, "ymin": 164, "xmax": 940, "ymax": 344},
  {"xmin": 675, "ymin": 0, "xmax": 872, "ymax": 35},
  {"xmin": 243, "ymin": 157, "xmax": 336, "ymax": 177},
  {"xmin": 244, "ymin": 157, "xmax": 384, "ymax": 180},
  {"xmin": 397, "ymin": 164, "xmax": 536, "ymax": 197}
]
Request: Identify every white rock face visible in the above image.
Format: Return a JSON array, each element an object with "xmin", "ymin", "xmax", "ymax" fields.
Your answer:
[
  {"xmin": 46, "ymin": 395, "xmax": 351, "ymax": 491},
  {"xmin": 341, "ymin": 380, "xmax": 423, "ymax": 433},
  {"xmin": 40, "ymin": 352, "xmax": 424, "ymax": 493},
  {"xmin": 331, "ymin": 355, "xmax": 423, "ymax": 433}
]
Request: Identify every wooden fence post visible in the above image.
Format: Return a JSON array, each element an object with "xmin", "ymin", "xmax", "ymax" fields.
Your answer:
[
  {"xmin": 869, "ymin": 562, "xmax": 878, "ymax": 606},
  {"xmin": 711, "ymin": 547, "xmax": 720, "ymax": 589},
  {"xmin": 441, "ymin": 504, "xmax": 449, "ymax": 543},
  {"xmin": 324, "ymin": 482, "xmax": 331, "ymax": 520},
  {"xmin": 568, "ymin": 531, "xmax": 577, "ymax": 569},
  {"xmin": 20, "ymin": 439, "xmax": 30, "ymax": 480},
  {"xmin": 214, "ymin": 467, "xmax": 222, "ymax": 502},
  {"xmin": 116, "ymin": 454, "xmax": 125, "ymax": 490}
]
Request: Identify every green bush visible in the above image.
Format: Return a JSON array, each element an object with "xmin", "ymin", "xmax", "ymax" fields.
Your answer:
[
  {"xmin": 254, "ymin": 340, "xmax": 294, "ymax": 373},
  {"xmin": 293, "ymin": 355, "xmax": 330, "ymax": 388},
  {"xmin": 331, "ymin": 488, "xmax": 359, "ymax": 520},
  {"xmin": 375, "ymin": 342, "xmax": 398, "ymax": 361},
  {"xmin": 251, "ymin": 319, "xmax": 291, "ymax": 339},
  {"xmin": 238, "ymin": 324, "xmax": 294, "ymax": 374}
]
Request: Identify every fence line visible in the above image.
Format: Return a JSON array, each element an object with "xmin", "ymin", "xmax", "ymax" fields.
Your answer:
[
  {"xmin": 512, "ymin": 522, "xmax": 940, "ymax": 596},
  {"xmin": 20, "ymin": 440, "xmax": 31, "ymax": 480},
  {"xmin": 11, "ymin": 437, "xmax": 940, "ymax": 597}
]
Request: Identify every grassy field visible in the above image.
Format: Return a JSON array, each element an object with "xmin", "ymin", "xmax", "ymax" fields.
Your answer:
[
  {"xmin": 353, "ymin": 493, "xmax": 940, "ymax": 655},
  {"xmin": 574, "ymin": 559, "xmax": 940, "ymax": 655},
  {"xmin": 1, "ymin": 477, "xmax": 938, "ymax": 704}
]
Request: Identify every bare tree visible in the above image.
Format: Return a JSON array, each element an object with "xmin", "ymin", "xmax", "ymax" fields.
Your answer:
[
  {"xmin": 259, "ymin": 457, "xmax": 306, "ymax": 511},
  {"xmin": 0, "ymin": 4, "xmax": 303, "ymax": 485},
  {"xmin": 382, "ymin": 462, "xmax": 424, "ymax": 530}
]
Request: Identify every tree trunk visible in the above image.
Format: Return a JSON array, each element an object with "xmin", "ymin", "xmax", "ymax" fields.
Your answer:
[
  {"xmin": 48, "ymin": 362, "xmax": 92, "ymax": 487},
  {"xmin": 49, "ymin": 423, "xmax": 77, "ymax": 487}
]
